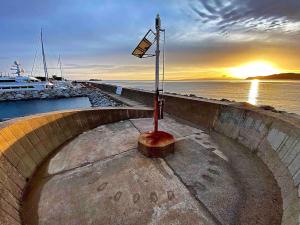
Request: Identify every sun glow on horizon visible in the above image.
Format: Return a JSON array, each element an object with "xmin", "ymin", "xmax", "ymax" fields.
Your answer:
[{"xmin": 228, "ymin": 61, "xmax": 281, "ymax": 79}]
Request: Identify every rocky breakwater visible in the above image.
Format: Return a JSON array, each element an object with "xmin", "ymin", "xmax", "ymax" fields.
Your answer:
[{"xmin": 0, "ymin": 84, "xmax": 123, "ymax": 107}]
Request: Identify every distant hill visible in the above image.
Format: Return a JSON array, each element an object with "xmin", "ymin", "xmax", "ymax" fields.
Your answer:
[{"xmin": 246, "ymin": 73, "xmax": 300, "ymax": 80}]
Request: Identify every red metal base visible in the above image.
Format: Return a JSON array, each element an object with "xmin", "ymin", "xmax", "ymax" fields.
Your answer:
[{"xmin": 138, "ymin": 131, "xmax": 175, "ymax": 158}]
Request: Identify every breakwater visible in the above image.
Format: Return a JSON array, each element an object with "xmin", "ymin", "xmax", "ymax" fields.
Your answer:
[
  {"xmin": 0, "ymin": 81, "xmax": 299, "ymax": 224},
  {"xmin": 82, "ymin": 81, "xmax": 300, "ymax": 225},
  {"xmin": 0, "ymin": 83, "xmax": 122, "ymax": 107}
]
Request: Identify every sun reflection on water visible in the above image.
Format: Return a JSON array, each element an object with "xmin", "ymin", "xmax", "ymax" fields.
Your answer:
[{"xmin": 248, "ymin": 80, "xmax": 259, "ymax": 105}]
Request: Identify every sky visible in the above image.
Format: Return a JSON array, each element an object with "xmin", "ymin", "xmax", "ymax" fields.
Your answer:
[{"xmin": 0, "ymin": 0, "xmax": 299, "ymax": 80}]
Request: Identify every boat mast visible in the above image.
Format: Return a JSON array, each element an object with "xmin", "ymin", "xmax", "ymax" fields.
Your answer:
[
  {"xmin": 40, "ymin": 29, "xmax": 49, "ymax": 81},
  {"xmin": 30, "ymin": 51, "xmax": 37, "ymax": 77},
  {"xmin": 58, "ymin": 54, "xmax": 63, "ymax": 79}
]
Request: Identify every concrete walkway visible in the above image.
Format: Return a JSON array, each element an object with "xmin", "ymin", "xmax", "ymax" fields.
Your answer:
[{"xmin": 22, "ymin": 117, "xmax": 282, "ymax": 225}]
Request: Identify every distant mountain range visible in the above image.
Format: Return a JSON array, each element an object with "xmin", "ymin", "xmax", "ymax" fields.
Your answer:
[{"xmin": 246, "ymin": 73, "xmax": 300, "ymax": 80}]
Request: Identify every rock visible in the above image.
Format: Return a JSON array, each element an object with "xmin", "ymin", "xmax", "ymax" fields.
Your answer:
[
  {"xmin": 15, "ymin": 94, "xmax": 25, "ymax": 99},
  {"xmin": 220, "ymin": 98, "xmax": 230, "ymax": 102},
  {"xmin": 0, "ymin": 83, "xmax": 124, "ymax": 108},
  {"xmin": 260, "ymin": 105, "xmax": 275, "ymax": 111}
]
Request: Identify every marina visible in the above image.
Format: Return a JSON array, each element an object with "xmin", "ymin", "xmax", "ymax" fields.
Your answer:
[{"xmin": 0, "ymin": 61, "xmax": 53, "ymax": 92}]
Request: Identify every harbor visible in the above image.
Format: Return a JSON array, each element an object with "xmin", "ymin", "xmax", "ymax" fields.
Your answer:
[
  {"xmin": 0, "ymin": 1, "xmax": 300, "ymax": 225},
  {"xmin": 0, "ymin": 82, "xmax": 122, "ymax": 121},
  {"xmin": 0, "ymin": 64, "xmax": 300, "ymax": 224},
  {"xmin": 0, "ymin": 87, "xmax": 299, "ymax": 225}
]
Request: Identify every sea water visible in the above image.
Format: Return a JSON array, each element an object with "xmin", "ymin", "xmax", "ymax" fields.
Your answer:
[
  {"xmin": 0, "ymin": 97, "xmax": 91, "ymax": 121},
  {"xmin": 99, "ymin": 80, "xmax": 300, "ymax": 115}
]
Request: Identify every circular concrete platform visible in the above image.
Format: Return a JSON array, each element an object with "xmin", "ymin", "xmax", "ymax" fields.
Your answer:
[{"xmin": 21, "ymin": 117, "xmax": 282, "ymax": 225}]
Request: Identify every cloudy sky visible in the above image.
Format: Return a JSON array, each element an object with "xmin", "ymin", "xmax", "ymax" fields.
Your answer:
[{"xmin": 0, "ymin": 0, "xmax": 299, "ymax": 80}]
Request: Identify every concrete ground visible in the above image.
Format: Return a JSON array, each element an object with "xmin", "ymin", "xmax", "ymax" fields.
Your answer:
[{"xmin": 22, "ymin": 116, "xmax": 282, "ymax": 225}]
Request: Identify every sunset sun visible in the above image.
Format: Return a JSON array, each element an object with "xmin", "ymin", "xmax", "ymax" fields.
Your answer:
[{"xmin": 228, "ymin": 61, "xmax": 281, "ymax": 79}]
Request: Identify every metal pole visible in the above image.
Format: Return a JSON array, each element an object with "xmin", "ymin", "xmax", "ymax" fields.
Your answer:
[
  {"xmin": 154, "ymin": 14, "xmax": 160, "ymax": 132},
  {"xmin": 41, "ymin": 29, "xmax": 49, "ymax": 81},
  {"xmin": 58, "ymin": 55, "xmax": 63, "ymax": 79}
]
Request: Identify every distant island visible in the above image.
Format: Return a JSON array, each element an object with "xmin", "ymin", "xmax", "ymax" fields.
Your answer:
[
  {"xmin": 246, "ymin": 73, "xmax": 300, "ymax": 80},
  {"xmin": 89, "ymin": 79, "xmax": 102, "ymax": 81}
]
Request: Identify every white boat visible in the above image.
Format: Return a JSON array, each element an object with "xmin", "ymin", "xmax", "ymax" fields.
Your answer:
[
  {"xmin": 0, "ymin": 30, "xmax": 54, "ymax": 92},
  {"xmin": 0, "ymin": 61, "xmax": 53, "ymax": 92}
]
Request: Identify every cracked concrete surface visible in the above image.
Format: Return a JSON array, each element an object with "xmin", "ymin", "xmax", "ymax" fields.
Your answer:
[{"xmin": 22, "ymin": 117, "xmax": 282, "ymax": 225}]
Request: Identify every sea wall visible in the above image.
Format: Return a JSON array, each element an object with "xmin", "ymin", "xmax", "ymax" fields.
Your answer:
[
  {"xmin": 86, "ymin": 82, "xmax": 300, "ymax": 225},
  {"xmin": 0, "ymin": 107, "xmax": 152, "ymax": 224},
  {"xmin": 214, "ymin": 106, "xmax": 300, "ymax": 225}
]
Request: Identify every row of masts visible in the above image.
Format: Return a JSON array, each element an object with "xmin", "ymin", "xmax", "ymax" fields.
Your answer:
[
  {"xmin": 1, "ymin": 29, "xmax": 64, "ymax": 80},
  {"xmin": 37, "ymin": 29, "xmax": 64, "ymax": 80},
  {"xmin": 41, "ymin": 29, "xmax": 49, "ymax": 81}
]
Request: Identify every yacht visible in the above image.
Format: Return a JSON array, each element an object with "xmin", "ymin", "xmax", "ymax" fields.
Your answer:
[
  {"xmin": 0, "ymin": 30, "xmax": 54, "ymax": 92},
  {"xmin": 0, "ymin": 61, "xmax": 53, "ymax": 92}
]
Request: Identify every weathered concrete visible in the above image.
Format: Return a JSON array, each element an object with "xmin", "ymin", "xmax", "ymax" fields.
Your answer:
[
  {"xmin": 132, "ymin": 117, "xmax": 282, "ymax": 225},
  {"xmin": 165, "ymin": 139, "xmax": 241, "ymax": 225},
  {"xmin": 26, "ymin": 151, "xmax": 218, "ymax": 225},
  {"xmin": 214, "ymin": 105, "xmax": 299, "ymax": 225},
  {"xmin": 0, "ymin": 108, "xmax": 153, "ymax": 225},
  {"xmin": 86, "ymin": 82, "xmax": 300, "ymax": 225},
  {"xmin": 0, "ymin": 82, "xmax": 299, "ymax": 224},
  {"xmin": 48, "ymin": 120, "xmax": 140, "ymax": 174},
  {"xmin": 137, "ymin": 131, "xmax": 175, "ymax": 158},
  {"xmin": 211, "ymin": 132, "xmax": 282, "ymax": 225},
  {"xmin": 22, "ymin": 117, "xmax": 281, "ymax": 225}
]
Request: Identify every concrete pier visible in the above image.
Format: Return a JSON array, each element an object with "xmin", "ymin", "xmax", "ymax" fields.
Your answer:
[
  {"xmin": 22, "ymin": 117, "xmax": 281, "ymax": 225},
  {"xmin": 0, "ymin": 83, "xmax": 299, "ymax": 224}
]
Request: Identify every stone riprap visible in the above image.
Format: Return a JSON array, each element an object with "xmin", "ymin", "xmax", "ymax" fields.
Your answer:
[{"xmin": 0, "ymin": 83, "xmax": 123, "ymax": 107}]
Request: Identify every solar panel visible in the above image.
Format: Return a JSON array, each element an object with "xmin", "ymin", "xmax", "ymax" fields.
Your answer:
[{"xmin": 132, "ymin": 29, "xmax": 156, "ymax": 58}]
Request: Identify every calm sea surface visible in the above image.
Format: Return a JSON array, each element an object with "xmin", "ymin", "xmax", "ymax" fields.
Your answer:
[
  {"xmin": 0, "ymin": 97, "xmax": 91, "ymax": 121},
  {"xmin": 1, "ymin": 80, "xmax": 299, "ymax": 120},
  {"xmin": 99, "ymin": 80, "xmax": 300, "ymax": 115}
]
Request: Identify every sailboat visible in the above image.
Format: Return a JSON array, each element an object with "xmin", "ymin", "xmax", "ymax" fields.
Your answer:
[
  {"xmin": 52, "ymin": 55, "xmax": 65, "ymax": 81},
  {"xmin": 0, "ymin": 30, "xmax": 53, "ymax": 92}
]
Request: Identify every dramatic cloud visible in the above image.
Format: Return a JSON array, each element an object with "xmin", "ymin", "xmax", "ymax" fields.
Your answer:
[
  {"xmin": 191, "ymin": 0, "xmax": 300, "ymax": 36},
  {"xmin": 0, "ymin": 0, "xmax": 299, "ymax": 79}
]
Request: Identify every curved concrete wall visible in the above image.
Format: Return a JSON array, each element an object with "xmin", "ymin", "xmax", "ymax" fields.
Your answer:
[
  {"xmin": 88, "ymin": 82, "xmax": 300, "ymax": 225},
  {"xmin": 0, "ymin": 107, "xmax": 152, "ymax": 225},
  {"xmin": 214, "ymin": 105, "xmax": 300, "ymax": 225}
]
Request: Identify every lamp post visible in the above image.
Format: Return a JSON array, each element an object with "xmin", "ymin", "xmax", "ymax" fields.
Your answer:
[
  {"xmin": 154, "ymin": 14, "xmax": 160, "ymax": 132},
  {"xmin": 135, "ymin": 14, "xmax": 175, "ymax": 158}
]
